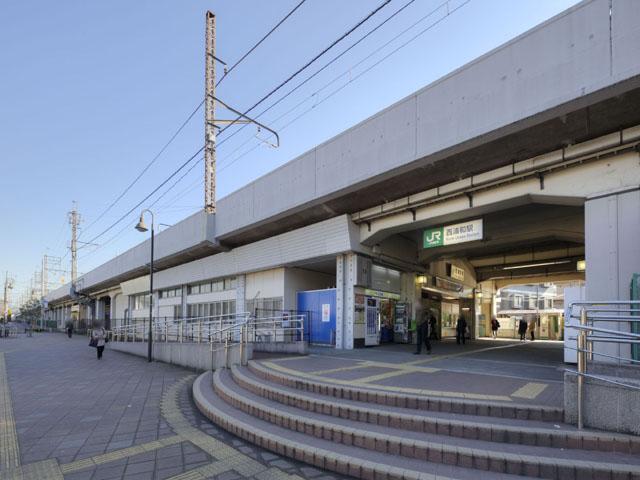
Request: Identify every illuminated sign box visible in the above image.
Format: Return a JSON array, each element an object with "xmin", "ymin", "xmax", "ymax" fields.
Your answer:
[{"xmin": 423, "ymin": 219, "xmax": 483, "ymax": 249}]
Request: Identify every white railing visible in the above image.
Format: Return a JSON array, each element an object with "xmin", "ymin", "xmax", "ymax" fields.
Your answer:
[
  {"xmin": 565, "ymin": 301, "xmax": 640, "ymax": 429},
  {"xmin": 107, "ymin": 312, "xmax": 305, "ymax": 346}
]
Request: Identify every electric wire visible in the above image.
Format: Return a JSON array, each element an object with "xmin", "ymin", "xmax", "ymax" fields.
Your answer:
[
  {"xmin": 216, "ymin": 0, "xmax": 307, "ymax": 87},
  {"xmin": 81, "ymin": 100, "xmax": 204, "ymax": 236},
  {"xmin": 84, "ymin": 145, "xmax": 205, "ymax": 245},
  {"xmin": 218, "ymin": 0, "xmax": 470, "ymax": 174},
  {"xmin": 217, "ymin": 0, "xmax": 419, "ymax": 154},
  {"xmin": 215, "ymin": 0, "xmax": 391, "ymax": 139},
  {"xmin": 79, "ymin": 1, "xmax": 309, "ymax": 251}
]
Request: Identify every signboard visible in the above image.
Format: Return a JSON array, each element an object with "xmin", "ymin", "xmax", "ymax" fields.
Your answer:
[
  {"xmin": 321, "ymin": 304, "xmax": 331, "ymax": 323},
  {"xmin": 423, "ymin": 219, "xmax": 483, "ymax": 249},
  {"xmin": 451, "ymin": 265, "xmax": 465, "ymax": 281}
]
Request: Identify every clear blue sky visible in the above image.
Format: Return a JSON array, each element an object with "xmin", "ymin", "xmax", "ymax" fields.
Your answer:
[{"xmin": 0, "ymin": 0, "xmax": 579, "ymax": 306}]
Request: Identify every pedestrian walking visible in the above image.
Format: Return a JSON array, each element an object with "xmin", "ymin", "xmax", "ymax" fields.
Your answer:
[
  {"xmin": 66, "ymin": 322, "xmax": 73, "ymax": 339},
  {"xmin": 90, "ymin": 325, "xmax": 107, "ymax": 359},
  {"xmin": 490, "ymin": 316, "xmax": 500, "ymax": 339},
  {"xmin": 456, "ymin": 315, "xmax": 467, "ymax": 345},
  {"xmin": 413, "ymin": 312, "xmax": 432, "ymax": 355},
  {"xmin": 429, "ymin": 314, "xmax": 438, "ymax": 340},
  {"xmin": 518, "ymin": 319, "xmax": 528, "ymax": 341},
  {"xmin": 529, "ymin": 319, "xmax": 536, "ymax": 341}
]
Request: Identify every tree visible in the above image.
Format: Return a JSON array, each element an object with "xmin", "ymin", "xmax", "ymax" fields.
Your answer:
[{"xmin": 19, "ymin": 299, "xmax": 41, "ymax": 325}]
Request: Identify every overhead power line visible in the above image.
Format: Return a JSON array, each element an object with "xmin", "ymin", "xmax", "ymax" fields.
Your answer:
[
  {"xmin": 216, "ymin": 0, "xmax": 308, "ymax": 87},
  {"xmin": 218, "ymin": 0, "xmax": 419, "ymax": 153},
  {"xmin": 216, "ymin": 0, "xmax": 391, "ymax": 141},
  {"xmin": 217, "ymin": 0, "xmax": 470, "ymax": 174},
  {"xmin": 81, "ymin": 100, "xmax": 204, "ymax": 236},
  {"xmin": 84, "ymin": 145, "xmax": 205, "ymax": 245}
]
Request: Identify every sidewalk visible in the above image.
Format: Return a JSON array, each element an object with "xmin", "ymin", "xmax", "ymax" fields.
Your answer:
[
  {"xmin": 260, "ymin": 338, "xmax": 566, "ymax": 406},
  {"xmin": 0, "ymin": 334, "xmax": 345, "ymax": 480}
]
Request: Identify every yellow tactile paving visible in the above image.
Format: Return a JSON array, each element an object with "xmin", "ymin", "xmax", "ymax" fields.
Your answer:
[
  {"xmin": 59, "ymin": 434, "xmax": 183, "ymax": 473},
  {"xmin": 160, "ymin": 375, "xmax": 295, "ymax": 479},
  {"xmin": 511, "ymin": 382, "xmax": 549, "ymax": 399},
  {"xmin": 0, "ymin": 352, "xmax": 20, "ymax": 471},
  {"xmin": 261, "ymin": 361, "xmax": 513, "ymax": 402},
  {"xmin": 1, "ymin": 459, "xmax": 64, "ymax": 480}
]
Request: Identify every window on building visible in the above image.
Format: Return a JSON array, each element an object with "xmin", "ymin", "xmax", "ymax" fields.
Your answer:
[
  {"xmin": 186, "ymin": 300, "xmax": 236, "ymax": 320},
  {"xmin": 133, "ymin": 293, "xmax": 150, "ymax": 310},
  {"xmin": 173, "ymin": 305, "xmax": 182, "ymax": 319},
  {"xmin": 545, "ymin": 297, "xmax": 553, "ymax": 309},
  {"xmin": 187, "ymin": 277, "xmax": 237, "ymax": 295},
  {"xmin": 528, "ymin": 296, "xmax": 537, "ymax": 309},
  {"xmin": 159, "ymin": 287, "xmax": 181, "ymax": 299},
  {"xmin": 513, "ymin": 294, "xmax": 523, "ymax": 308},
  {"xmin": 246, "ymin": 297, "xmax": 283, "ymax": 316}
]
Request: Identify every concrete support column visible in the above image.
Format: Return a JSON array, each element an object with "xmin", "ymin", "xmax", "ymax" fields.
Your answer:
[
  {"xmin": 236, "ymin": 275, "xmax": 246, "ymax": 314},
  {"xmin": 336, "ymin": 253, "xmax": 356, "ymax": 350},
  {"xmin": 181, "ymin": 285, "xmax": 188, "ymax": 320},
  {"xmin": 585, "ymin": 187, "xmax": 640, "ymax": 362}
]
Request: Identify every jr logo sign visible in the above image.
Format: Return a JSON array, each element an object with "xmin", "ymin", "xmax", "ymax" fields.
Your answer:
[
  {"xmin": 423, "ymin": 227, "xmax": 444, "ymax": 248},
  {"xmin": 423, "ymin": 219, "xmax": 483, "ymax": 249}
]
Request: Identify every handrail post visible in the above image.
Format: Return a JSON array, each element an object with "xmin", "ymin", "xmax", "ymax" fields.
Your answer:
[{"xmin": 577, "ymin": 307, "xmax": 587, "ymax": 430}]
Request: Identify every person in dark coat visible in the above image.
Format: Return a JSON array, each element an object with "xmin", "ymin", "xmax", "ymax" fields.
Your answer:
[
  {"xmin": 456, "ymin": 315, "xmax": 467, "ymax": 345},
  {"xmin": 518, "ymin": 319, "xmax": 528, "ymax": 341},
  {"xmin": 529, "ymin": 319, "xmax": 536, "ymax": 341},
  {"xmin": 413, "ymin": 312, "xmax": 432, "ymax": 355},
  {"xmin": 429, "ymin": 315, "xmax": 438, "ymax": 340},
  {"xmin": 490, "ymin": 316, "xmax": 500, "ymax": 339}
]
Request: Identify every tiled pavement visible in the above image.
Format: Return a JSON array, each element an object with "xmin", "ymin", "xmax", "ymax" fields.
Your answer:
[
  {"xmin": 291, "ymin": 338, "xmax": 566, "ymax": 406},
  {"xmin": 0, "ymin": 334, "xmax": 346, "ymax": 480}
]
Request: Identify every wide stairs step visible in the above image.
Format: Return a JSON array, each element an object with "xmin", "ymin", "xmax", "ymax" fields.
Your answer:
[{"xmin": 193, "ymin": 360, "xmax": 640, "ymax": 480}]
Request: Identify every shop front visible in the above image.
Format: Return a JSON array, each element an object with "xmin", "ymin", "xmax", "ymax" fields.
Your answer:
[{"xmin": 419, "ymin": 275, "xmax": 475, "ymax": 340}]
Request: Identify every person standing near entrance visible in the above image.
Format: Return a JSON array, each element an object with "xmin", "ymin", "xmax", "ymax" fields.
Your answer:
[
  {"xmin": 414, "ymin": 311, "xmax": 432, "ymax": 355},
  {"xmin": 456, "ymin": 315, "xmax": 467, "ymax": 345},
  {"xmin": 490, "ymin": 316, "xmax": 500, "ymax": 339},
  {"xmin": 529, "ymin": 319, "xmax": 536, "ymax": 341},
  {"xmin": 91, "ymin": 325, "xmax": 107, "ymax": 359},
  {"xmin": 518, "ymin": 319, "xmax": 528, "ymax": 341},
  {"xmin": 429, "ymin": 315, "xmax": 438, "ymax": 340}
]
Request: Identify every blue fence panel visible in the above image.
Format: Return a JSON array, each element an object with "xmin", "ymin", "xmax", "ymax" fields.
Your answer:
[{"xmin": 297, "ymin": 289, "xmax": 336, "ymax": 345}]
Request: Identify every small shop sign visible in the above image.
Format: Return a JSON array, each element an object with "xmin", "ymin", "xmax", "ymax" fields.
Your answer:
[{"xmin": 423, "ymin": 219, "xmax": 483, "ymax": 249}]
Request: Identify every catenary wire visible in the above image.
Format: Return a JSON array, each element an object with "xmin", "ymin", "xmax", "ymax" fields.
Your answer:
[
  {"xmin": 217, "ymin": 0, "xmax": 470, "ymax": 174},
  {"xmin": 81, "ymin": 100, "xmax": 204, "ymax": 237},
  {"xmin": 215, "ymin": 0, "xmax": 391, "ymax": 140},
  {"xmin": 217, "ymin": 0, "xmax": 419, "ymax": 154},
  {"xmin": 216, "ymin": 0, "xmax": 308, "ymax": 87},
  {"xmin": 78, "ymin": 2, "xmax": 311, "ymax": 250},
  {"xmin": 84, "ymin": 145, "xmax": 205, "ymax": 245}
]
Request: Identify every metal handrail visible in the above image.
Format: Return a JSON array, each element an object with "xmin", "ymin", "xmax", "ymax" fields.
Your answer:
[{"xmin": 566, "ymin": 301, "xmax": 640, "ymax": 429}]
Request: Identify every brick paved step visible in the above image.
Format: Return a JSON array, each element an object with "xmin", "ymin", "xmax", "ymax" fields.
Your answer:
[
  {"xmin": 248, "ymin": 360, "xmax": 564, "ymax": 422},
  {"xmin": 232, "ymin": 364, "xmax": 640, "ymax": 455},
  {"xmin": 193, "ymin": 371, "xmax": 533, "ymax": 480},
  {"xmin": 215, "ymin": 368, "xmax": 640, "ymax": 480}
]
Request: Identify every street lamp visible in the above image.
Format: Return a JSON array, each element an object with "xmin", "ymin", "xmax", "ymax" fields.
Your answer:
[{"xmin": 135, "ymin": 209, "xmax": 154, "ymax": 363}]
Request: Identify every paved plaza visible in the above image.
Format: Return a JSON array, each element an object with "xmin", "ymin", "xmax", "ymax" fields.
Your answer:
[{"xmin": 0, "ymin": 334, "xmax": 345, "ymax": 480}]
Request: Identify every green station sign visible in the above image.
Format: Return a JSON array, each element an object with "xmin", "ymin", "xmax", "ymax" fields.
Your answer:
[{"xmin": 423, "ymin": 219, "xmax": 483, "ymax": 249}]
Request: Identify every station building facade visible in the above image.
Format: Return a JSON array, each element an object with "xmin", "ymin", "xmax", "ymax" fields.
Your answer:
[{"xmin": 46, "ymin": 0, "xmax": 640, "ymax": 359}]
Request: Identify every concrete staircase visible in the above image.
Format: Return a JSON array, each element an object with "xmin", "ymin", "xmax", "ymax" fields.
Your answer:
[{"xmin": 193, "ymin": 360, "xmax": 640, "ymax": 480}]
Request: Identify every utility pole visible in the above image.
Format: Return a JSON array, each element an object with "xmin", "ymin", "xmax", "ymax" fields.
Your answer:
[
  {"xmin": 204, "ymin": 11, "xmax": 217, "ymax": 213},
  {"xmin": 68, "ymin": 202, "xmax": 81, "ymax": 287},
  {"xmin": 2, "ymin": 272, "xmax": 14, "ymax": 323},
  {"xmin": 202, "ymin": 11, "xmax": 279, "ymax": 213}
]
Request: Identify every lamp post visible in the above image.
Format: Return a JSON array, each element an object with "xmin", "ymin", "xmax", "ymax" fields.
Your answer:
[{"xmin": 135, "ymin": 209, "xmax": 154, "ymax": 362}]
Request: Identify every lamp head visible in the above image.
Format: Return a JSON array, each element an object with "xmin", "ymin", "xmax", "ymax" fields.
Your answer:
[{"xmin": 135, "ymin": 214, "xmax": 148, "ymax": 233}]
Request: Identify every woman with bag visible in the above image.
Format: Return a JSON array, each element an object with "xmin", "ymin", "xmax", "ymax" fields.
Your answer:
[{"xmin": 90, "ymin": 324, "xmax": 107, "ymax": 360}]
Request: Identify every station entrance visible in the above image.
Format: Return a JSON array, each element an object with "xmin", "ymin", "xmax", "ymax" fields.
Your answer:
[{"xmin": 343, "ymin": 202, "xmax": 586, "ymax": 351}]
